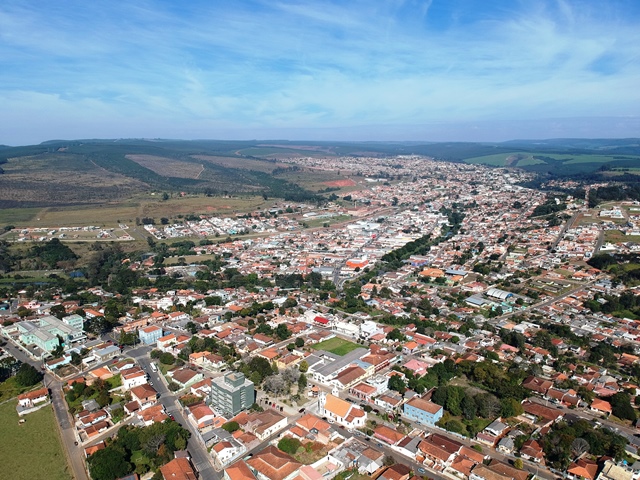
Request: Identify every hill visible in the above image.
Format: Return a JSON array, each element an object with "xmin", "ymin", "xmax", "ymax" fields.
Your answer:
[{"xmin": 1, "ymin": 138, "xmax": 639, "ymax": 209}]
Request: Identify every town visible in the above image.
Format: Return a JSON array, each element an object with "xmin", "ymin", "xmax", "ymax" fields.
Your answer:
[{"xmin": 2, "ymin": 155, "xmax": 640, "ymax": 480}]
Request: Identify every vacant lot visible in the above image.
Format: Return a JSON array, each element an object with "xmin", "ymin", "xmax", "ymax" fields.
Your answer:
[
  {"xmin": 192, "ymin": 155, "xmax": 289, "ymax": 173},
  {"xmin": 6, "ymin": 194, "xmax": 273, "ymax": 229},
  {"xmin": 0, "ymin": 401, "xmax": 71, "ymax": 480},
  {"xmin": 126, "ymin": 154, "xmax": 205, "ymax": 179},
  {"xmin": 311, "ymin": 337, "xmax": 361, "ymax": 356}
]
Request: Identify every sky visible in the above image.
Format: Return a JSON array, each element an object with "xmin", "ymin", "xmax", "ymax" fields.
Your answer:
[{"xmin": 1, "ymin": 0, "xmax": 640, "ymax": 145}]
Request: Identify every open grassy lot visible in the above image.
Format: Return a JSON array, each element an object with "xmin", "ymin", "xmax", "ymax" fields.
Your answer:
[
  {"xmin": 0, "ymin": 401, "xmax": 71, "ymax": 480},
  {"xmin": 192, "ymin": 154, "xmax": 290, "ymax": 173},
  {"xmin": 0, "ymin": 377, "xmax": 33, "ymax": 403},
  {"xmin": 0, "ymin": 207, "xmax": 42, "ymax": 227},
  {"xmin": 605, "ymin": 230, "xmax": 640, "ymax": 243},
  {"xmin": 5, "ymin": 194, "xmax": 273, "ymax": 229},
  {"xmin": 311, "ymin": 337, "xmax": 361, "ymax": 356},
  {"xmin": 126, "ymin": 154, "xmax": 205, "ymax": 179}
]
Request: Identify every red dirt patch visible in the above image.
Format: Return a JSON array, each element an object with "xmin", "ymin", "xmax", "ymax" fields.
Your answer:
[{"xmin": 324, "ymin": 179, "xmax": 356, "ymax": 187}]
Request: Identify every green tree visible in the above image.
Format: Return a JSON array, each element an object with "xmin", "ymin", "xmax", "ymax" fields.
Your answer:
[
  {"xmin": 15, "ymin": 363, "xmax": 42, "ymax": 387},
  {"xmin": 49, "ymin": 304, "xmax": 67, "ymax": 319},
  {"xmin": 298, "ymin": 360, "xmax": 309, "ymax": 373},
  {"xmin": 611, "ymin": 392, "xmax": 636, "ymax": 421},
  {"xmin": 295, "ymin": 337, "xmax": 304, "ymax": 348},
  {"xmin": 513, "ymin": 458, "xmax": 524, "ymax": 470},
  {"xmin": 87, "ymin": 447, "xmax": 131, "ymax": 480},
  {"xmin": 221, "ymin": 421, "xmax": 239, "ymax": 433},
  {"xmin": 278, "ymin": 437, "xmax": 301, "ymax": 455}
]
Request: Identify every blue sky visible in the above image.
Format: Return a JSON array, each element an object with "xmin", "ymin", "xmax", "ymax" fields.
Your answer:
[{"xmin": 1, "ymin": 0, "xmax": 639, "ymax": 145}]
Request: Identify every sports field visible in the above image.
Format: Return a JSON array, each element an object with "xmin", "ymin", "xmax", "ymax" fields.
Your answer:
[{"xmin": 311, "ymin": 337, "xmax": 361, "ymax": 356}]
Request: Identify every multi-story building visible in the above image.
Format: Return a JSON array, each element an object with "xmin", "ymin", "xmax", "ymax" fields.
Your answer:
[
  {"xmin": 138, "ymin": 325, "xmax": 163, "ymax": 345},
  {"xmin": 209, "ymin": 372, "xmax": 254, "ymax": 416},
  {"xmin": 15, "ymin": 315, "xmax": 85, "ymax": 355},
  {"xmin": 403, "ymin": 396, "xmax": 443, "ymax": 425}
]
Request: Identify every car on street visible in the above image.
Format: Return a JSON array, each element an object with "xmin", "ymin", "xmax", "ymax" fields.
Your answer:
[
  {"xmin": 418, "ymin": 468, "xmax": 426, "ymax": 474},
  {"xmin": 298, "ymin": 408, "xmax": 305, "ymax": 413}
]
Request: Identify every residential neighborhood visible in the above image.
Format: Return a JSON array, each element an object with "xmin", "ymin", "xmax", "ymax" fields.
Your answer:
[{"xmin": 2, "ymin": 155, "xmax": 640, "ymax": 480}]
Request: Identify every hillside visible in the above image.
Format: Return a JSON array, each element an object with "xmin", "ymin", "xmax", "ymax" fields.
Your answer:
[{"xmin": 1, "ymin": 138, "xmax": 639, "ymax": 208}]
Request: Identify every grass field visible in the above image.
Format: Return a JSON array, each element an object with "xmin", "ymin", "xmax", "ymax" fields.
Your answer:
[
  {"xmin": 605, "ymin": 230, "xmax": 640, "ymax": 244},
  {"xmin": 311, "ymin": 337, "xmax": 361, "ymax": 356},
  {"xmin": 3, "ymin": 194, "xmax": 273, "ymax": 228},
  {"xmin": 0, "ymin": 401, "xmax": 71, "ymax": 480},
  {"xmin": 463, "ymin": 152, "xmax": 546, "ymax": 167}
]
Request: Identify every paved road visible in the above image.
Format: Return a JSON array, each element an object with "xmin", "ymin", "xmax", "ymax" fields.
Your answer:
[{"xmin": 131, "ymin": 348, "xmax": 220, "ymax": 480}]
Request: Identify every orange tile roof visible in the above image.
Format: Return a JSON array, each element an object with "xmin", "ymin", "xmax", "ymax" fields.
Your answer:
[
  {"xmin": 160, "ymin": 458, "xmax": 197, "ymax": 480},
  {"xmin": 323, "ymin": 394, "xmax": 351, "ymax": 418},
  {"xmin": 225, "ymin": 460, "xmax": 256, "ymax": 480}
]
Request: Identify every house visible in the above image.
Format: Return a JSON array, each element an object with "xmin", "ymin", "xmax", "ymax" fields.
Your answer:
[
  {"xmin": 591, "ymin": 398, "xmax": 612, "ymax": 416},
  {"xmin": 598, "ymin": 459, "xmax": 633, "ymax": 480},
  {"xmin": 234, "ymin": 410, "xmax": 288, "ymax": 441},
  {"xmin": 121, "ymin": 367, "xmax": 148, "ymax": 390},
  {"xmin": 520, "ymin": 439, "xmax": 544, "ymax": 463},
  {"xmin": 567, "ymin": 458, "xmax": 599, "ymax": 480},
  {"xmin": 477, "ymin": 419, "xmax": 509, "ymax": 445},
  {"xmin": 160, "ymin": 457, "xmax": 197, "ymax": 480},
  {"xmin": 130, "ymin": 384, "xmax": 158, "ymax": 410},
  {"xmin": 419, "ymin": 434, "xmax": 461, "ymax": 468},
  {"xmin": 374, "ymin": 425, "xmax": 405, "ymax": 446},
  {"xmin": 378, "ymin": 464, "xmax": 411, "ymax": 480},
  {"xmin": 318, "ymin": 393, "xmax": 366, "ymax": 429},
  {"xmin": 470, "ymin": 460, "xmax": 528, "ymax": 480},
  {"xmin": 211, "ymin": 439, "xmax": 246, "ymax": 469},
  {"xmin": 138, "ymin": 404, "xmax": 168, "ymax": 426},
  {"xmin": 17, "ymin": 387, "xmax": 49, "ymax": 409},
  {"xmin": 187, "ymin": 403, "xmax": 217, "ymax": 430},
  {"xmin": 169, "ymin": 368, "xmax": 204, "ymax": 389},
  {"xmin": 157, "ymin": 333, "xmax": 177, "ymax": 351},
  {"xmin": 375, "ymin": 392, "xmax": 404, "ymax": 412},
  {"xmin": 402, "ymin": 341, "xmax": 419, "ymax": 355},
  {"xmin": 139, "ymin": 325, "xmax": 163, "ymax": 345},
  {"xmin": 246, "ymin": 445, "xmax": 301, "ymax": 480},
  {"xmin": 224, "ymin": 460, "xmax": 257, "ymax": 480},
  {"xmin": 349, "ymin": 382, "xmax": 377, "ymax": 402},
  {"xmin": 295, "ymin": 414, "xmax": 335, "ymax": 444},
  {"xmin": 522, "ymin": 375, "xmax": 553, "ymax": 395},
  {"xmin": 403, "ymin": 396, "xmax": 443, "ymax": 425}
]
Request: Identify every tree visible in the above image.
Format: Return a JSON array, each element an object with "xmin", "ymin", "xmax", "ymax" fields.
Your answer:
[
  {"xmin": 571, "ymin": 438, "xmax": 590, "ymax": 458},
  {"xmin": 386, "ymin": 328, "xmax": 406, "ymax": 342},
  {"xmin": 159, "ymin": 352, "xmax": 175, "ymax": 365},
  {"xmin": 49, "ymin": 304, "xmax": 67, "ymax": 319},
  {"xmin": 462, "ymin": 395, "xmax": 477, "ymax": 420},
  {"xmin": 298, "ymin": 373, "xmax": 307, "ymax": 390},
  {"xmin": 221, "ymin": 421, "xmax": 239, "ymax": 433},
  {"xmin": 275, "ymin": 324, "xmax": 291, "ymax": 340},
  {"xmin": 87, "ymin": 447, "xmax": 131, "ymax": 480},
  {"xmin": 264, "ymin": 375, "xmax": 287, "ymax": 396},
  {"xmin": 295, "ymin": 337, "xmax": 304, "ymax": 348},
  {"xmin": 298, "ymin": 360, "xmax": 309, "ymax": 373},
  {"xmin": 15, "ymin": 363, "xmax": 42, "ymax": 387},
  {"xmin": 248, "ymin": 357, "xmax": 274, "ymax": 380},
  {"xmin": 513, "ymin": 458, "xmax": 524, "ymax": 470},
  {"xmin": 611, "ymin": 392, "xmax": 636, "ymax": 420},
  {"xmin": 278, "ymin": 437, "xmax": 301, "ymax": 455},
  {"xmin": 388, "ymin": 375, "xmax": 407, "ymax": 393}
]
